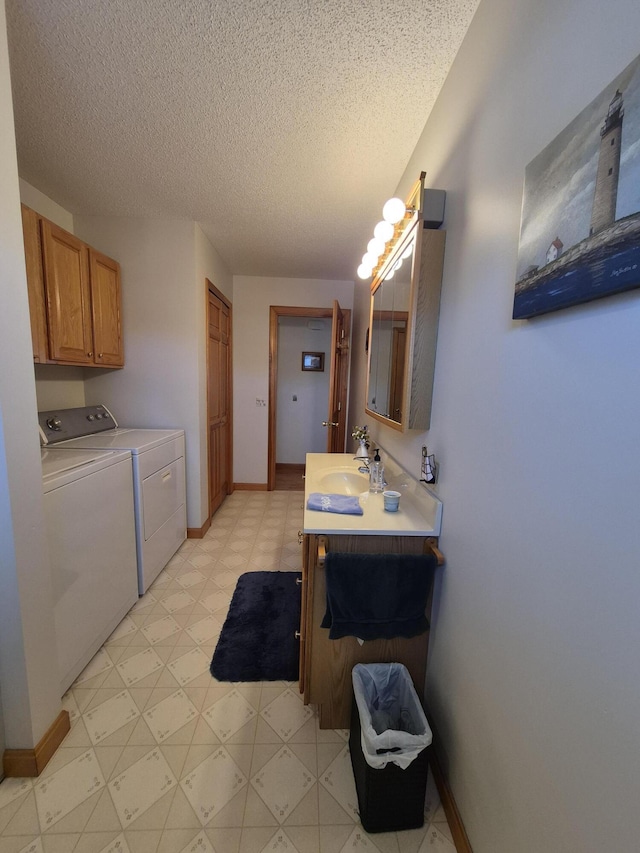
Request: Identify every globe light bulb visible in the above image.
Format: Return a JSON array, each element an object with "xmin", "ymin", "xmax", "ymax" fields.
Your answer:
[
  {"xmin": 362, "ymin": 251, "xmax": 377, "ymax": 269},
  {"xmin": 367, "ymin": 237, "xmax": 385, "ymax": 257},
  {"xmin": 401, "ymin": 242, "xmax": 414, "ymax": 260},
  {"xmin": 357, "ymin": 263, "xmax": 372, "ymax": 280},
  {"xmin": 374, "ymin": 220, "xmax": 394, "ymax": 242},
  {"xmin": 382, "ymin": 197, "xmax": 406, "ymax": 224}
]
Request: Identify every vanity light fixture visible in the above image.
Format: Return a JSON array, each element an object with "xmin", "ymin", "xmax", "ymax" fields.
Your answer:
[
  {"xmin": 356, "ymin": 173, "xmax": 427, "ymax": 282},
  {"xmin": 367, "ymin": 237, "xmax": 385, "ymax": 257},
  {"xmin": 382, "ymin": 197, "xmax": 407, "ymax": 224},
  {"xmin": 362, "ymin": 251, "xmax": 378, "ymax": 269},
  {"xmin": 373, "ymin": 220, "xmax": 395, "ymax": 243}
]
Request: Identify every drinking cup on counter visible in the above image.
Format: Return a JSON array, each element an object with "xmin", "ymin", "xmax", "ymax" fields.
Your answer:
[{"xmin": 382, "ymin": 490, "xmax": 401, "ymax": 512}]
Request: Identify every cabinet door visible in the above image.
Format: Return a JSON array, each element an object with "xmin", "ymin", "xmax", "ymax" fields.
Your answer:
[
  {"xmin": 41, "ymin": 220, "xmax": 93, "ymax": 364},
  {"xmin": 90, "ymin": 250, "xmax": 124, "ymax": 366},
  {"xmin": 299, "ymin": 533, "xmax": 310, "ymax": 698},
  {"xmin": 20, "ymin": 205, "xmax": 48, "ymax": 362}
]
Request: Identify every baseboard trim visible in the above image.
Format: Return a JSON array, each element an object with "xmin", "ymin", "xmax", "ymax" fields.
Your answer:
[
  {"xmin": 187, "ymin": 518, "xmax": 211, "ymax": 539},
  {"xmin": 428, "ymin": 717, "xmax": 474, "ymax": 853},
  {"xmin": 233, "ymin": 482, "xmax": 268, "ymax": 491},
  {"xmin": 3, "ymin": 709, "xmax": 71, "ymax": 778}
]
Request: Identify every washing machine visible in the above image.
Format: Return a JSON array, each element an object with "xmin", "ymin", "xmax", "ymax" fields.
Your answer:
[
  {"xmin": 42, "ymin": 445, "xmax": 138, "ymax": 693},
  {"xmin": 39, "ymin": 405, "xmax": 186, "ymax": 593}
]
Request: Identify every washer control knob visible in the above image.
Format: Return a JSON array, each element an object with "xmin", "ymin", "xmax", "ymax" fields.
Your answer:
[
  {"xmin": 87, "ymin": 414, "xmax": 95, "ymax": 421},
  {"xmin": 46, "ymin": 417, "xmax": 62, "ymax": 431}
]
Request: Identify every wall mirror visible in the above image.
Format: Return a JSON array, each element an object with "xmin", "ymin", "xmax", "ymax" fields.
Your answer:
[
  {"xmin": 365, "ymin": 177, "xmax": 446, "ymax": 432},
  {"xmin": 367, "ymin": 230, "xmax": 414, "ymax": 423}
]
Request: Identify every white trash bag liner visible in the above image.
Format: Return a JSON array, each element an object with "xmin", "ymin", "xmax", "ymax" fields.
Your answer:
[{"xmin": 352, "ymin": 663, "xmax": 432, "ymax": 769}]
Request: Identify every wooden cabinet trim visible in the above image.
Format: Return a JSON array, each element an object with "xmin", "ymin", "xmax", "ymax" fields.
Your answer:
[{"xmin": 20, "ymin": 204, "xmax": 48, "ymax": 362}]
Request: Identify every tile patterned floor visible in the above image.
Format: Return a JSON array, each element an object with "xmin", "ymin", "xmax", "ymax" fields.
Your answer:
[{"xmin": 0, "ymin": 490, "xmax": 455, "ymax": 853}]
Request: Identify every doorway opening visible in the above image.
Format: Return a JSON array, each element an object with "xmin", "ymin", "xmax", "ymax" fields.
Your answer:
[{"xmin": 268, "ymin": 304, "xmax": 350, "ymax": 491}]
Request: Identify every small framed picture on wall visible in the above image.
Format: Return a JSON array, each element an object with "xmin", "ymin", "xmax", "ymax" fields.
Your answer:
[{"xmin": 301, "ymin": 352, "xmax": 324, "ymax": 372}]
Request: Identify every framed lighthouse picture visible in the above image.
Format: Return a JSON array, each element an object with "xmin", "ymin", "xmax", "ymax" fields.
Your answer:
[{"xmin": 514, "ymin": 53, "xmax": 640, "ymax": 319}]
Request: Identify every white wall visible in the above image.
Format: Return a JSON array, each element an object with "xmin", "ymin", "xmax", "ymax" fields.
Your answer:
[
  {"xmin": 34, "ymin": 365, "xmax": 86, "ymax": 411},
  {"xmin": 233, "ymin": 276, "xmax": 354, "ymax": 484},
  {"xmin": 74, "ymin": 218, "xmax": 199, "ymax": 525},
  {"xmin": 19, "ymin": 179, "xmax": 74, "ymax": 232},
  {"xmin": 276, "ymin": 316, "xmax": 332, "ymax": 463},
  {"xmin": 0, "ymin": 7, "xmax": 63, "ymax": 750},
  {"xmin": 350, "ymin": 0, "xmax": 640, "ymax": 850}
]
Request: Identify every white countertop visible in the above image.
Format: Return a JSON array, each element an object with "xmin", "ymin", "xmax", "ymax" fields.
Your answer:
[{"xmin": 303, "ymin": 452, "xmax": 442, "ymax": 536}]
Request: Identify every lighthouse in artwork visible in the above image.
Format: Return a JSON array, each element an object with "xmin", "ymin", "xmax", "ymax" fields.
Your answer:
[{"xmin": 590, "ymin": 89, "xmax": 624, "ymax": 235}]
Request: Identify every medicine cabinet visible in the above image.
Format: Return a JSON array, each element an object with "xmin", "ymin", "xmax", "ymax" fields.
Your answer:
[{"xmin": 365, "ymin": 182, "xmax": 445, "ymax": 432}]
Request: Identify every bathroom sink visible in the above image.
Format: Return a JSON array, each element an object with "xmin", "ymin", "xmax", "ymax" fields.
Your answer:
[
  {"xmin": 304, "ymin": 453, "xmax": 443, "ymax": 535},
  {"xmin": 317, "ymin": 469, "xmax": 369, "ymax": 495}
]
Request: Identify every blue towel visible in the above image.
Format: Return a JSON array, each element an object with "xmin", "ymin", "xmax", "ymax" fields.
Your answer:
[
  {"xmin": 306, "ymin": 492, "xmax": 363, "ymax": 515},
  {"xmin": 321, "ymin": 552, "xmax": 437, "ymax": 640}
]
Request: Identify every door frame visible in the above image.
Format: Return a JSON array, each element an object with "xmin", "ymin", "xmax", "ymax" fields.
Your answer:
[
  {"xmin": 206, "ymin": 278, "xmax": 233, "ymax": 519},
  {"xmin": 268, "ymin": 305, "xmax": 351, "ymax": 491}
]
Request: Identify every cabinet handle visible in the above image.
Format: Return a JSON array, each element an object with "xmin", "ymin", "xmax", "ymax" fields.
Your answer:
[
  {"xmin": 87, "ymin": 351, "xmax": 93, "ymax": 357},
  {"xmin": 98, "ymin": 353, "xmax": 103, "ymax": 358},
  {"xmin": 295, "ymin": 577, "xmax": 302, "ymax": 586},
  {"xmin": 297, "ymin": 530, "xmax": 303, "ymax": 544},
  {"xmin": 295, "ymin": 631, "xmax": 301, "ymax": 640}
]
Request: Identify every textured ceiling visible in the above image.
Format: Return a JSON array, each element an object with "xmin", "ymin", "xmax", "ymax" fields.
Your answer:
[{"xmin": 6, "ymin": 0, "xmax": 479, "ymax": 280}]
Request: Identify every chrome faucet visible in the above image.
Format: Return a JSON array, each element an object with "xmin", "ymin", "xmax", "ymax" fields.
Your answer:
[{"xmin": 354, "ymin": 456, "xmax": 370, "ymax": 474}]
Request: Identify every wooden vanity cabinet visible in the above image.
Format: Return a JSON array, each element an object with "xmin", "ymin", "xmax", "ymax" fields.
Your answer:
[
  {"xmin": 300, "ymin": 532, "xmax": 436, "ymax": 729},
  {"xmin": 21, "ymin": 205, "xmax": 124, "ymax": 368}
]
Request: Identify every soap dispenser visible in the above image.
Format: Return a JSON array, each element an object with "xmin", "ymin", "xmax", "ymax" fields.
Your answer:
[{"xmin": 369, "ymin": 449, "xmax": 384, "ymax": 493}]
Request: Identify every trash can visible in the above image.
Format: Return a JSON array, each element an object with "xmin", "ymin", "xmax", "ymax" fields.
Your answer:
[{"xmin": 349, "ymin": 663, "xmax": 432, "ymax": 833}]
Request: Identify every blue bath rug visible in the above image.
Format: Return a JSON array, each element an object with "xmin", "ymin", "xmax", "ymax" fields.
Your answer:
[{"xmin": 210, "ymin": 571, "xmax": 301, "ymax": 682}]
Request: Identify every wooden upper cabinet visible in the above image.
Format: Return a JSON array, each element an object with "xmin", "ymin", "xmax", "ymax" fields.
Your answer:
[
  {"xmin": 41, "ymin": 220, "xmax": 93, "ymax": 364},
  {"xmin": 19, "ymin": 205, "xmax": 124, "ymax": 368},
  {"xmin": 90, "ymin": 250, "xmax": 124, "ymax": 366},
  {"xmin": 20, "ymin": 205, "xmax": 48, "ymax": 362}
]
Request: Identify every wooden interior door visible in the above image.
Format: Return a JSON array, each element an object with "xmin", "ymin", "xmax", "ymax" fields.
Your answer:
[
  {"xmin": 207, "ymin": 284, "xmax": 232, "ymax": 517},
  {"xmin": 326, "ymin": 300, "xmax": 349, "ymax": 453}
]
